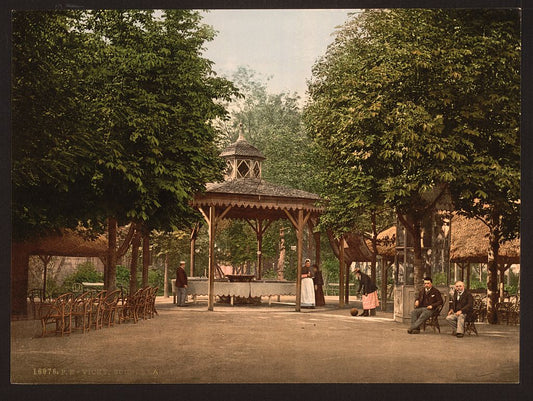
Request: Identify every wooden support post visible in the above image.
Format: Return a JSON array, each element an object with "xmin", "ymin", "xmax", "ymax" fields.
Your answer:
[
  {"xmin": 190, "ymin": 223, "xmax": 199, "ymax": 277},
  {"xmin": 296, "ymin": 209, "xmax": 304, "ymax": 312},
  {"xmin": 190, "ymin": 236, "xmax": 196, "ymax": 277},
  {"xmin": 208, "ymin": 206, "xmax": 216, "ymax": 311},
  {"xmin": 164, "ymin": 253, "xmax": 169, "ymax": 298},
  {"xmin": 257, "ymin": 219, "xmax": 263, "ymax": 280},
  {"xmin": 467, "ymin": 263, "xmax": 471, "ymax": 290},
  {"xmin": 339, "ymin": 236, "xmax": 345, "ymax": 308}
]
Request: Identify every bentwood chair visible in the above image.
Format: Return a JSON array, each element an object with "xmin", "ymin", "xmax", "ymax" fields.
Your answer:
[
  {"xmin": 71, "ymin": 291, "xmax": 94, "ymax": 333},
  {"xmin": 148, "ymin": 286, "xmax": 159, "ymax": 319},
  {"xmin": 89, "ymin": 290, "xmax": 107, "ymax": 330},
  {"xmin": 101, "ymin": 289, "xmax": 121, "ymax": 327},
  {"xmin": 118, "ymin": 288, "xmax": 143, "ymax": 324},
  {"xmin": 28, "ymin": 288, "xmax": 46, "ymax": 320},
  {"xmin": 465, "ymin": 311, "xmax": 479, "ymax": 336},
  {"xmin": 40, "ymin": 292, "xmax": 74, "ymax": 337},
  {"xmin": 422, "ymin": 304, "xmax": 443, "ymax": 333}
]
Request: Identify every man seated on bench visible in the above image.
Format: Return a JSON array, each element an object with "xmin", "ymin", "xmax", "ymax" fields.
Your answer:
[
  {"xmin": 446, "ymin": 281, "xmax": 474, "ymax": 338},
  {"xmin": 407, "ymin": 277, "xmax": 443, "ymax": 334}
]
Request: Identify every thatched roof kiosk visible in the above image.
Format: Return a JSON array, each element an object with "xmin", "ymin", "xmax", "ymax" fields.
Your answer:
[
  {"xmin": 449, "ymin": 214, "xmax": 520, "ymax": 265},
  {"xmin": 11, "ymin": 229, "xmax": 108, "ymax": 317},
  {"xmin": 364, "ymin": 226, "xmax": 397, "ymax": 262},
  {"xmin": 18, "ymin": 229, "xmax": 108, "ymax": 257}
]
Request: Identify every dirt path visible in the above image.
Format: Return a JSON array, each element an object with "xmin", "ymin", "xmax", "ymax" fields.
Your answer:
[{"xmin": 10, "ymin": 296, "xmax": 519, "ymax": 384}]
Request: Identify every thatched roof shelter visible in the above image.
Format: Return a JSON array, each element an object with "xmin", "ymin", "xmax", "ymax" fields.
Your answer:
[
  {"xmin": 364, "ymin": 226, "xmax": 397, "ymax": 261},
  {"xmin": 14, "ymin": 229, "xmax": 108, "ymax": 257},
  {"xmin": 366, "ymin": 214, "xmax": 520, "ymax": 266},
  {"xmin": 449, "ymin": 214, "xmax": 520, "ymax": 265}
]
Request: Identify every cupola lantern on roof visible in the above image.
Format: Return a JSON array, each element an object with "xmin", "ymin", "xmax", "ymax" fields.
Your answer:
[{"xmin": 220, "ymin": 123, "xmax": 265, "ymax": 180}]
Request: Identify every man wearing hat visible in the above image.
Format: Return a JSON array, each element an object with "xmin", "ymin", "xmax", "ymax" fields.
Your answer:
[
  {"xmin": 407, "ymin": 276, "xmax": 443, "ymax": 334},
  {"xmin": 175, "ymin": 260, "xmax": 188, "ymax": 307}
]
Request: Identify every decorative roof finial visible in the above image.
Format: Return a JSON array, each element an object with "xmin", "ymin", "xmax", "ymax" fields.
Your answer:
[{"xmin": 238, "ymin": 123, "xmax": 245, "ymax": 141}]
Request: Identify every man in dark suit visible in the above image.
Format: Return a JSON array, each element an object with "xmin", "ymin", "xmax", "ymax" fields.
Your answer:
[
  {"xmin": 407, "ymin": 276, "xmax": 443, "ymax": 334},
  {"xmin": 446, "ymin": 280, "xmax": 474, "ymax": 338},
  {"xmin": 175, "ymin": 261, "xmax": 188, "ymax": 306}
]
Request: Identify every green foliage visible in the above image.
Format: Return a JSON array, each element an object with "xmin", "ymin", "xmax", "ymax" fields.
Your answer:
[
  {"xmin": 217, "ymin": 66, "xmax": 318, "ymax": 193},
  {"xmin": 12, "ymin": 10, "xmax": 239, "ymax": 242},
  {"xmin": 60, "ymin": 262, "xmax": 103, "ymax": 293},
  {"xmin": 216, "ymin": 220, "xmax": 257, "ymax": 267},
  {"xmin": 432, "ymin": 272, "xmax": 447, "ymax": 287},
  {"xmin": 321, "ymin": 257, "xmax": 340, "ymax": 284},
  {"xmin": 306, "ymin": 9, "xmax": 520, "ymax": 291},
  {"xmin": 306, "ymin": 9, "xmax": 519, "ymax": 231},
  {"xmin": 116, "ymin": 265, "xmax": 131, "ymax": 290},
  {"xmin": 147, "ymin": 268, "xmax": 165, "ymax": 294}
]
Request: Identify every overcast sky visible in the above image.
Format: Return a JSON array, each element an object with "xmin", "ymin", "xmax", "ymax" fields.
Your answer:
[{"xmin": 200, "ymin": 9, "xmax": 357, "ymax": 100}]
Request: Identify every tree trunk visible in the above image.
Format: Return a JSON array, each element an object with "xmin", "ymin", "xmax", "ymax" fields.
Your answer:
[
  {"xmin": 411, "ymin": 221, "xmax": 424, "ymax": 293},
  {"xmin": 164, "ymin": 253, "xmax": 169, "ymax": 298},
  {"xmin": 142, "ymin": 232, "xmax": 150, "ymax": 287},
  {"xmin": 11, "ymin": 243, "xmax": 30, "ymax": 317},
  {"xmin": 106, "ymin": 217, "xmax": 118, "ymax": 291},
  {"xmin": 129, "ymin": 230, "xmax": 141, "ymax": 295},
  {"xmin": 380, "ymin": 258, "xmax": 388, "ymax": 311},
  {"xmin": 498, "ymin": 268, "xmax": 506, "ymax": 301},
  {"xmin": 486, "ymin": 231, "xmax": 501, "ymax": 324},
  {"xmin": 370, "ymin": 212, "xmax": 377, "ymax": 284},
  {"xmin": 344, "ymin": 257, "xmax": 350, "ymax": 304}
]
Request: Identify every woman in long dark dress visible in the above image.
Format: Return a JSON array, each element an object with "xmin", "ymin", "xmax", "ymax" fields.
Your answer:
[{"xmin": 312, "ymin": 264, "xmax": 326, "ymax": 306}]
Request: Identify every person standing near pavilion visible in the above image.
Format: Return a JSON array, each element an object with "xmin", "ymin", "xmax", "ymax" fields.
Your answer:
[
  {"xmin": 407, "ymin": 276, "xmax": 443, "ymax": 334},
  {"xmin": 312, "ymin": 264, "xmax": 326, "ymax": 306},
  {"xmin": 300, "ymin": 259, "xmax": 315, "ymax": 308},
  {"xmin": 354, "ymin": 267, "xmax": 379, "ymax": 316},
  {"xmin": 446, "ymin": 280, "xmax": 474, "ymax": 338},
  {"xmin": 175, "ymin": 260, "xmax": 188, "ymax": 307}
]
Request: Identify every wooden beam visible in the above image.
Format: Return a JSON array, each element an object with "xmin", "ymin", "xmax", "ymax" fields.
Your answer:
[
  {"xmin": 261, "ymin": 219, "xmax": 273, "ymax": 235},
  {"xmin": 296, "ymin": 209, "xmax": 304, "ymax": 312},
  {"xmin": 198, "ymin": 207, "xmax": 210, "ymax": 225},
  {"xmin": 217, "ymin": 205, "xmax": 233, "ymax": 222},
  {"xmin": 284, "ymin": 209, "xmax": 298, "ymax": 230},
  {"xmin": 302, "ymin": 210, "xmax": 312, "ymax": 227},
  {"xmin": 244, "ymin": 218, "xmax": 259, "ymax": 234}
]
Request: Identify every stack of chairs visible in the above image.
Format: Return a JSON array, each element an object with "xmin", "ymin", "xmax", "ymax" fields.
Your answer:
[{"xmin": 37, "ymin": 285, "xmax": 160, "ymax": 337}]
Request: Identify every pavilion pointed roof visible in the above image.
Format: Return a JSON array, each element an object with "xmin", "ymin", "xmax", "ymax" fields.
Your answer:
[
  {"xmin": 219, "ymin": 124, "xmax": 265, "ymax": 160},
  {"xmin": 193, "ymin": 127, "xmax": 322, "ymax": 220}
]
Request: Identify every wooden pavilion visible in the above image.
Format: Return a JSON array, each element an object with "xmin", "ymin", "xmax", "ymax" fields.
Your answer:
[{"xmin": 191, "ymin": 126, "xmax": 323, "ymax": 311}]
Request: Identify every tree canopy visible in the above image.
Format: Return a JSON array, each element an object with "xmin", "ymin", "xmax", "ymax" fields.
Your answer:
[
  {"xmin": 12, "ymin": 10, "xmax": 239, "ymax": 240},
  {"xmin": 305, "ymin": 9, "xmax": 520, "ymax": 293}
]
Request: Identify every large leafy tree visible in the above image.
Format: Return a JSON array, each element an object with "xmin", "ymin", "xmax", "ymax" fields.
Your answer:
[
  {"xmin": 11, "ymin": 10, "xmax": 238, "ymax": 313},
  {"xmin": 306, "ymin": 9, "xmax": 520, "ymax": 303},
  {"xmin": 12, "ymin": 11, "xmax": 98, "ymax": 240}
]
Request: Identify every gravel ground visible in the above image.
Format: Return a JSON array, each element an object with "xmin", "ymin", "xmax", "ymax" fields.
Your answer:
[{"xmin": 10, "ymin": 296, "xmax": 520, "ymax": 384}]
